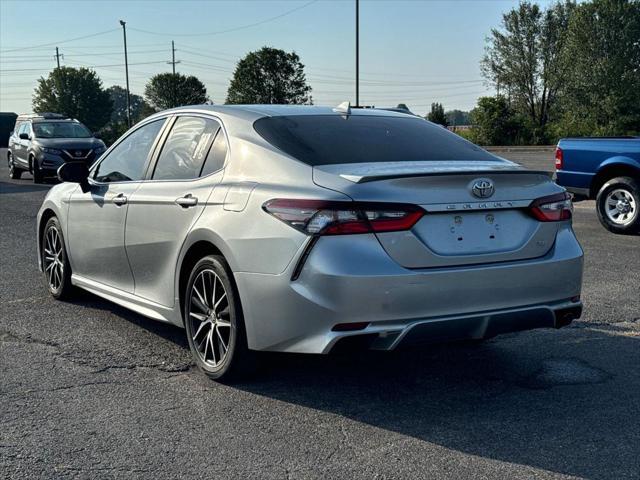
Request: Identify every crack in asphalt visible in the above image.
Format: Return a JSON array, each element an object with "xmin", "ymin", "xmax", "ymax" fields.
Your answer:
[{"xmin": 0, "ymin": 328, "xmax": 193, "ymax": 375}]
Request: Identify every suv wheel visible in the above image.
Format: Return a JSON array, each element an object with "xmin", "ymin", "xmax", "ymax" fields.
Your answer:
[
  {"xmin": 31, "ymin": 157, "xmax": 44, "ymax": 184},
  {"xmin": 596, "ymin": 176, "xmax": 639, "ymax": 234},
  {"xmin": 8, "ymin": 153, "xmax": 22, "ymax": 179},
  {"xmin": 184, "ymin": 255, "xmax": 255, "ymax": 382}
]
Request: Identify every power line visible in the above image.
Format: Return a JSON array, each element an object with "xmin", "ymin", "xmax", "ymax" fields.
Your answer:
[
  {"xmin": 129, "ymin": 0, "xmax": 318, "ymax": 37},
  {"xmin": 0, "ymin": 28, "xmax": 120, "ymax": 53}
]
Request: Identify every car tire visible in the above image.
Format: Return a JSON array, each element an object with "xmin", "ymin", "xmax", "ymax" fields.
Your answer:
[
  {"xmin": 42, "ymin": 217, "xmax": 74, "ymax": 299},
  {"xmin": 31, "ymin": 156, "xmax": 44, "ymax": 184},
  {"xmin": 596, "ymin": 176, "xmax": 640, "ymax": 235},
  {"xmin": 8, "ymin": 153, "xmax": 22, "ymax": 179},
  {"xmin": 184, "ymin": 255, "xmax": 256, "ymax": 382}
]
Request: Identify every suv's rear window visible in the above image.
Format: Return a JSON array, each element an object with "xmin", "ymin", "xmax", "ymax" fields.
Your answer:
[{"xmin": 253, "ymin": 115, "xmax": 497, "ymax": 166}]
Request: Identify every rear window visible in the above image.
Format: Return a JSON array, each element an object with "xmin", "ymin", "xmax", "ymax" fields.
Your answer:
[{"xmin": 253, "ymin": 115, "xmax": 497, "ymax": 166}]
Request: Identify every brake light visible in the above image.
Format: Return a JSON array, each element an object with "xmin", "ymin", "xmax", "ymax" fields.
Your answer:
[
  {"xmin": 529, "ymin": 192, "xmax": 573, "ymax": 222},
  {"xmin": 555, "ymin": 147, "xmax": 563, "ymax": 170},
  {"xmin": 262, "ymin": 199, "xmax": 424, "ymax": 235}
]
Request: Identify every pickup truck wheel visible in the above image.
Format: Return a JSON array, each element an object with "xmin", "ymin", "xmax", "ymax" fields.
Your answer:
[{"xmin": 596, "ymin": 176, "xmax": 639, "ymax": 234}]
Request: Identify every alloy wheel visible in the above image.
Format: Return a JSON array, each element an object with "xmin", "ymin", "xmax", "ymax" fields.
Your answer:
[
  {"xmin": 605, "ymin": 188, "xmax": 637, "ymax": 225},
  {"xmin": 188, "ymin": 268, "xmax": 233, "ymax": 367},
  {"xmin": 43, "ymin": 226, "xmax": 65, "ymax": 292}
]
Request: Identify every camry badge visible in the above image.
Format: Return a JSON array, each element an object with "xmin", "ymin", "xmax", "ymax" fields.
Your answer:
[
  {"xmin": 471, "ymin": 178, "xmax": 495, "ymax": 199},
  {"xmin": 75, "ymin": 150, "xmax": 83, "ymax": 157}
]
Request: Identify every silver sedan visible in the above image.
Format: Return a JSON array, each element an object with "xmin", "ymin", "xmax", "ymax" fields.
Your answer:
[{"xmin": 37, "ymin": 105, "xmax": 584, "ymax": 381}]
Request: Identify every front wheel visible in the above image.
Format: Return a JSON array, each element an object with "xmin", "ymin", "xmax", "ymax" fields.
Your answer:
[
  {"xmin": 31, "ymin": 157, "xmax": 44, "ymax": 184},
  {"xmin": 8, "ymin": 154, "xmax": 22, "ymax": 179},
  {"xmin": 42, "ymin": 217, "xmax": 74, "ymax": 299},
  {"xmin": 596, "ymin": 176, "xmax": 639, "ymax": 234},
  {"xmin": 184, "ymin": 255, "xmax": 255, "ymax": 382}
]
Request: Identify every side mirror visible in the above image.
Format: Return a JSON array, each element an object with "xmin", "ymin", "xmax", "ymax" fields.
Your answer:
[
  {"xmin": 93, "ymin": 132, "xmax": 102, "ymax": 139},
  {"xmin": 19, "ymin": 133, "xmax": 29, "ymax": 140},
  {"xmin": 58, "ymin": 162, "xmax": 90, "ymax": 192}
]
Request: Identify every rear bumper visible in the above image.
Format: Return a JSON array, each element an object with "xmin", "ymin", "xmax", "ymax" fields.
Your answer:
[{"xmin": 234, "ymin": 224, "xmax": 584, "ymax": 354}]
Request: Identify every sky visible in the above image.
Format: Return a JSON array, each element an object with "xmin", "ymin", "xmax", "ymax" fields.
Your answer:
[{"xmin": 0, "ymin": 0, "xmax": 553, "ymax": 117}]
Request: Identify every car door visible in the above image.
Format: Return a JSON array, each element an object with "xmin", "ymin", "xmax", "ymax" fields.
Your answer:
[
  {"xmin": 125, "ymin": 115, "xmax": 228, "ymax": 307},
  {"xmin": 66, "ymin": 118, "xmax": 167, "ymax": 293},
  {"xmin": 13, "ymin": 123, "xmax": 29, "ymax": 168}
]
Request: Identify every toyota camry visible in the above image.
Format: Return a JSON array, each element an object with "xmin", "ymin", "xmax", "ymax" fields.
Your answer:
[{"xmin": 37, "ymin": 104, "xmax": 584, "ymax": 381}]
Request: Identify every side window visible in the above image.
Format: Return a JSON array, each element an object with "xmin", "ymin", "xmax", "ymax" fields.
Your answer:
[
  {"xmin": 152, "ymin": 116, "xmax": 220, "ymax": 181},
  {"xmin": 94, "ymin": 119, "xmax": 164, "ymax": 183},
  {"xmin": 18, "ymin": 123, "xmax": 29, "ymax": 136},
  {"xmin": 200, "ymin": 128, "xmax": 228, "ymax": 177}
]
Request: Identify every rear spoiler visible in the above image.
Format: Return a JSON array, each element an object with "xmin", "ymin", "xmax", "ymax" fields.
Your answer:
[{"xmin": 340, "ymin": 169, "xmax": 552, "ymax": 184}]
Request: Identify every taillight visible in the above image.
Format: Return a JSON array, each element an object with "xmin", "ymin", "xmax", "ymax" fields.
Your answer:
[
  {"xmin": 555, "ymin": 147, "xmax": 563, "ymax": 170},
  {"xmin": 529, "ymin": 192, "xmax": 573, "ymax": 222},
  {"xmin": 262, "ymin": 199, "xmax": 424, "ymax": 235}
]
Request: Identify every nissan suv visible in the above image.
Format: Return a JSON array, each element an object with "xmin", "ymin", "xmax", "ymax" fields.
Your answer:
[{"xmin": 7, "ymin": 113, "xmax": 107, "ymax": 183}]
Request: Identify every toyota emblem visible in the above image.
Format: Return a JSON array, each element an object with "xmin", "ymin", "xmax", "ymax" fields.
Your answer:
[{"xmin": 471, "ymin": 179, "xmax": 495, "ymax": 199}]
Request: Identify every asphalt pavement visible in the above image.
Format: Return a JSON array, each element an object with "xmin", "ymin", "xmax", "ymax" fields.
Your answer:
[{"xmin": 1, "ymin": 147, "xmax": 639, "ymax": 479}]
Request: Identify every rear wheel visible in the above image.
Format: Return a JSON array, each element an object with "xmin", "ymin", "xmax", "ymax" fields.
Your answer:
[
  {"xmin": 8, "ymin": 153, "xmax": 22, "ymax": 179},
  {"xmin": 42, "ymin": 217, "xmax": 74, "ymax": 299},
  {"xmin": 596, "ymin": 176, "xmax": 639, "ymax": 234},
  {"xmin": 184, "ymin": 255, "xmax": 255, "ymax": 382}
]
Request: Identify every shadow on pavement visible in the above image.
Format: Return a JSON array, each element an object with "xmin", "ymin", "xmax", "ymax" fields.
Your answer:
[
  {"xmin": 64, "ymin": 286, "xmax": 639, "ymax": 479},
  {"xmin": 234, "ymin": 327, "xmax": 639, "ymax": 479}
]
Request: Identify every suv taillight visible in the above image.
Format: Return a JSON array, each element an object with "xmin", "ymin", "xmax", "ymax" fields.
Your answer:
[
  {"xmin": 555, "ymin": 147, "xmax": 563, "ymax": 170},
  {"xmin": 262, "ymin": 199, "xmax": 424, "ymax": 235},
  {"xmin": 529, "ymin": 192, "xmax": 573, "ymax": 222}
]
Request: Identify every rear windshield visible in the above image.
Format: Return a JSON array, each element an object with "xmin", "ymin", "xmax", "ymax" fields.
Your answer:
[
  {"xmin": 33, "ymin": 122, "xmax": 92, "ymax": 139},
  {"xmin": 253, "ymin": 115, "xmax": 497, "ymax": 166}
]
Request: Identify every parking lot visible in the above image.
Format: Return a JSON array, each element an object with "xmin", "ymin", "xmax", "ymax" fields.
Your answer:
[{"xmin": 1, "ymin": 147, "xmax": 638, "ymax": 479}]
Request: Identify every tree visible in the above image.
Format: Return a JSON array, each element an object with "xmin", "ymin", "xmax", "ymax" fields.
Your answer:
[
  {"xmin": 481, "ymin": 1, "xmax": 575, "ymax": 139},
  {"xmin": 427, "ymin": 103, "xmax": 448, "ymax": 126},
  {"xmin": 100, "ymin": 86, "xmax": 154, "ymax": 145},
  {"xmin": 445, "ymin": 109, "xmax": 470, "ymax": 126},
  {"xmin": 144, "ymin": 73, "xmax": 208, "ymax": 111},
  {"xmin": 32, "ymin": 66, "xmax": 112, "ymax": 131},
  {"xmin": 226, "ymin": 47, "xmax": 311, "ymax": 104},
  {"xmin": 469, "ymin": 96, "xmax": 527, "ymax": 146},
  {"xmin": 558, "ymin": 0, "xmax": 640, "ymax": 136}
]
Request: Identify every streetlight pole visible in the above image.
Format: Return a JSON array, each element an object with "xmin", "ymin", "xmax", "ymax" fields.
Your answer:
[
  {"xmin": 355, "ymin": 0, "xmax": 359, "ymax": 107},
  {"xmin": 120, "ymin": 20, "xmax": 131, "ymax": 128}
]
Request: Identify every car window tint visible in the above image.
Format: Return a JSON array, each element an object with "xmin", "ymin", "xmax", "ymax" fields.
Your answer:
[
  {"xmin": 94, "ymin": 119, "xmax": 164, "ymax": 183},
  {"xmin": 200, "ymin": 129, "xmax": 228, "ymax": 177},
  {"xmin": 152, "ymin": 116, "xmax": 220, "ymax": 181},
  {"xmin": 253, "ymin": 115, "xmax": 499, "ymax": 166},
  {"xmin": 18, "ymin": 123, "xmax": 29, "ymax": 135}
]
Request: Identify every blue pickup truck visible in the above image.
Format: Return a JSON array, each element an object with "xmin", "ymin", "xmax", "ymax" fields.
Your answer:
[{"xmin": 555, "ymin": 137, "xmax": 640, "ymax": 234}]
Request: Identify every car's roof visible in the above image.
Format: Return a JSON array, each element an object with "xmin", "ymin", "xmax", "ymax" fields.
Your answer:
[{"xmin": 156, "ymin": 104, "xmax": 419, "ymax": 122}]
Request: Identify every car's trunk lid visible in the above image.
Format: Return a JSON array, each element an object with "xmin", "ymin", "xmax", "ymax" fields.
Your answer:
[{"xmin": 313, "ymin": 161, "xmax": 561, "ymax": 268}]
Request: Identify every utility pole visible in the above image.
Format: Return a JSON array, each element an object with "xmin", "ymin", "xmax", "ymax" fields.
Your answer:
[
  {"xmin": 120, "ymin": 20, "xmax": 131, "ymax": 128},
  {"xmin": 355, "ymin": 0, "xmax": 360, "ymax": 107},
  {"xmin": 167, "ymin": 40, "xmax": 181, "ymax": 108},
  {"xmin": 54, "ymin": 47, "xmax": 63, "ymax": 69},
  {"xmin": 167, "ymin": 40, "xmax": 181, "ymax": 75}
]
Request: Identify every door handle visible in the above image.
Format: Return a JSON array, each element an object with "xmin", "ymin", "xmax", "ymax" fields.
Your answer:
[
  {"xmin": 175, "ymin": 194, "xmax": 198, "ymax": 208},
  {"xmin": 112, "ymin": 193, "xmax": 128, "ymax": 206}
]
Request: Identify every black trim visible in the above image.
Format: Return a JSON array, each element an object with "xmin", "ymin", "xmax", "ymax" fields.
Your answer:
[{"xmin": 291, "ymin": 236, "xmax": 320, "ymax": 281}]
